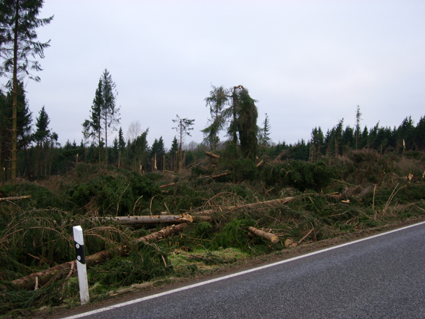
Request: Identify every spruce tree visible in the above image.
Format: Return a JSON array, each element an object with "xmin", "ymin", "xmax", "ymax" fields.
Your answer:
[
  {"xmin": 83, "ymin": 79, "xmax": 103, "ymax": 162},
  {"xmin": 33, "ymin": 106, "xmax": 51, "ymax": 176},
  {"xmin": 100, "ymin": 69, "xmax": 120, "ymax": 164},
  {"xmin": 83, "ymin": 70, "xmax": 120, "ymax": 164},
  {"xmin": 172, "ymin": 115, "xmax": 194, "ymax": 170},
  {"xmin": 233, "ymin": 87, "xmax": 258, "ymax": 161},
  {"xmin": 0, "ymin": 0, "xmax": 53, "ymax": 184},
  {"xmin": 202, "ymin": 86, "xmax": 229, "ymax": 151}
]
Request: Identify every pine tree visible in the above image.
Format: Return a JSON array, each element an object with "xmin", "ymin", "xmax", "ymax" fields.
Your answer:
[
  {"xmin": 169, "ymin": 136, "xmax": 179, "ymax": 171},
  {"xmin": 172, "ymin": 115, "xmax": 194, "ymax": 170},
  {"xmin": 234, "ymin": 87, "xmax": 258, "ymax": 160},
  {"xmin": 100, "ymin": 69, "xmax": 120, "ymax": 164},
  {"xmin": 0, "ymin": 0, "xmax": 53, "ymax": 184},
  {"xmin": 0, "ymin": 82, "xmax": 32, "ymax": 179},
  {"xmin": 33, "ymin": 106, "xmax": 51, "ymax": 176},
  {"xmin": 202, "ymin": 86, "xmax": 229, "ymax": 151},
  {"xmin": 355, "ymin": 105, "xmax": 362, "ymax": 150},
  {"xmin": 259, "ymin": 113, "xmax": 271, "ymax": 148},
  {"xmin": 83, "ymin": 70, "xmax": 120, "ymax": 164}
]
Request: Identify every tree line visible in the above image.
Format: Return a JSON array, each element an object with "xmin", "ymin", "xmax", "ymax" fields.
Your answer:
[{"xmin": 1, "ymin": 1, "xmax": 425, "ymax": 184}]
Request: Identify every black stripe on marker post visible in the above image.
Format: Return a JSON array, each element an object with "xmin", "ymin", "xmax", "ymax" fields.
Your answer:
[{"xmin": 75, "ymin": 242, "xmax": 86, "ymax": 264}]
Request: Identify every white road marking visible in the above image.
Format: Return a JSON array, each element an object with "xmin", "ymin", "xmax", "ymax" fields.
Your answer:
[{"xmin": 61, "ymin": 220, "xmax": 425, "ymax": 319}]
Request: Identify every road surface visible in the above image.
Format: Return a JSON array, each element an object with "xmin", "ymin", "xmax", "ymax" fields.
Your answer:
[{"xmin": 62, "ymin": 221, "xmax": 425, "ymax": 319}]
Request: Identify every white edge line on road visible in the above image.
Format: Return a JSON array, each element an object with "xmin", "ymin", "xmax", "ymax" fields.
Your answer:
[{"xmin": 61, "ymin": 220, "xmax": 425, "ymax": 319}]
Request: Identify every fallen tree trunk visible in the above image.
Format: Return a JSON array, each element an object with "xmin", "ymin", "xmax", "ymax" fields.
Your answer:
[
  {"xmin": 93, "ymin": 214, "xmax": 210, "ymax": 226},
  {"xmin": 95, "ymin": 215, "xmax": 189, "ymax": 225},
  {"xmin": 211, "ymin": 172, "xmax": 231, "ymax": 179},
  {"xmin": 191, "ymin": 197, "xmax": 296, "ymax": 216},
  {"xmin": 159, "ymin": 183, "xmax": 176, "ymax": 189},
  {"xmin": 205, "ymin": 151, "xmax": 220, "ymax": 159},
  {"xmin": 230, "ymin": 197, "xmax": 295, "ymax": 211},
  {"xmin": 248, "ymin": 227, "xmax": 279, "ymax": 244},
  {"xmin": 137, "ymin": 223, "xmax": 187, "ymax": 243},
  {"xmin": 0, "ymin": 195, "xmax": 31, "ymax": 201},
  {"xmin": 11, "ymin": 224, "xmax": 188, "ymax": 290}
]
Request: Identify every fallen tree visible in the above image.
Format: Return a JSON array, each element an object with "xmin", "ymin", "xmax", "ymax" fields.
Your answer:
[
  {"xmin": 248, "ymin": 227, "xmax": 279, "ymax": 244},
  {"xmin": 11, "ymin": 224, "xmax": 188, "ymax": 290},
  {"xmin": 92, "ymin": 214, "xmax": 211, "ymax": 226},
  {"xmin": 0, "ymin": 195, "xmax": 31, "ymax": 201},
  {"xmin": 211, "ymin": 172, "xmax": 231, "ymax": 179},
  {"xmin": 205, "ymin": 151, "xmax": 220, "ymax": 159},
  {"xmin": 194, "ymin": 197, "xmax": 296, "ymax": 215}
]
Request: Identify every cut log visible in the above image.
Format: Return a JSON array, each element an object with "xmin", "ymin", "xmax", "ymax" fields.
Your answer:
[
  {"xmin": 205, "ymin": 151, "xmax": 220, "ymax": 159},
  {"xmin": 93, "ymin": 214, "xmax": 209, "ymax": 226},
  {"xmin": 11, "ymin": 224, "xmax": 188, "ymax": 290},
  {"xmin": 95, "ymin": 215, "xmax": 187, "ymax": 225},
  {"xmin": 0, "ymin": 195, "xmax": 31, "ymax": 201},
  {"xmin": 230, "ymin": 197, "xmax": 295, "ymax": 211},
  {"xmin": 211, "ymin": 172, "xmax": 231, "ymax": 179},
  {"xmin": 190, "ymin": 197, "xmax": 295, "ymax": 216},
  {"xmin": 159, "ymin": 183, "xmax": 176, "ymax": 189},
  {"xmin": 137, "ymin": 223, "xmax": 187, "ymax": 243},
  {"xmin": 248, "ymin": 227, "xmax": 279, "ymax": 244}
]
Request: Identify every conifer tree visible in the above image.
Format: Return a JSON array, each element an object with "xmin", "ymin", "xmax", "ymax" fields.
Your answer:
[
  {"xmin": 259, "ymin": 113, "xmax": 271, "ymax": 148},
  {"xmin": 83, "ymin": 69, "xmax": 120, "ymax": 164},
  {"xmin": 202, "ymin": 86, "xmax": 229, "ymax": 151},
  {"xmin": 172, "ymin": 115, "xmax": 194, "ymax": 170},
  {"xmin": 33, "ymin": 106, "xmax": 51, "ymax": 175},
  {"xmin": 0, "ymin": 0, "xmax": 53, "ymax": 184},
  {"xmin": 83, "ymin": 79, "xmax": 103, "ymax": 162}
]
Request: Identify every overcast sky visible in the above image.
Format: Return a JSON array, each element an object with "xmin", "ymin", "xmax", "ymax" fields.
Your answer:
[{"xmin": 15, "ymin": 0, "xmax": 425, "ymax": 149}]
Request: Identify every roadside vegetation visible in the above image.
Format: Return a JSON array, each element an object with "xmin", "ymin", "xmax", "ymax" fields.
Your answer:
[{"xmin": 1, "ymin": 147, "xmax": 425, "ymax": 318}]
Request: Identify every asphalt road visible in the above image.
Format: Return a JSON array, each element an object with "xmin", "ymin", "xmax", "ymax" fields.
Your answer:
[{"xmin": 63, "ymin": 221, "xmax": 425, "ymax": 319}]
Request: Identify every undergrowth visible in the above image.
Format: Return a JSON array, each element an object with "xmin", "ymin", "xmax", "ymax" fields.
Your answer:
[{"xmin": 1, "ymin": 150, "xmax": 425, "ymax": 317}]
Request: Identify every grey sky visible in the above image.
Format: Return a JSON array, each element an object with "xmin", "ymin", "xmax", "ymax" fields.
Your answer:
[{"xmin": 18, "ymin": 0, "xmax": 425, "ymax": 149}]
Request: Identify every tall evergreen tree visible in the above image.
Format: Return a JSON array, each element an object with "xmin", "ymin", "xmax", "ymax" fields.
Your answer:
[
  {"xmin": 151, "ymin": 136, "xmax": 165, "ymax": 170},
  {"xmin": 33, "ymin": 106, "xmax": 51, "ymax": 176},
  {"xmin": 234, "ymin": 87, "xmax": 258, "ymax": 160},
  {"xmin": 83, "ymin": 70, "xmax": 120, "ymax": 164},
  {"xmin": 355, "ymin": 105, "xmax": 362, "ymax": 150},
  {"xmin": 259, "ymin": 113, "xmax": 271, "ymax": 148},
  {"xmin": 202, "ymin": 85, "xmax": 229, "ymax": 151},
  {"xmin": 33, "ymin": 106, "xmax": 50, "ymax": 145},
  {"xmin": 172, "ymin": 115, "xmax": 194, "ymax": 170},
  {"xmin": 100, "ymin": 69, "xmax": 120, "ymax": 164},
  {"xmin": 0, "ymin": 0, "xmax": 53, "ymax": 184},
  {"xmin": 82, "ymin": 79, "xmax": 103, "ymax": 162},
  {"xmin": 0, "ymin": 82, "xmax": 32, "ymax": 179}
]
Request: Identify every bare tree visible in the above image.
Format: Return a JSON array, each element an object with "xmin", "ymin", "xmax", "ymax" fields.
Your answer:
[{"xmin": 127, "ymin": 121, "xmax": 142, "ymax": 143}]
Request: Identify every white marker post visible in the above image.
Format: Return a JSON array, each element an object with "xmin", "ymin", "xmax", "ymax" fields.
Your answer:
[{"xmin": 73, "ymin": 225, "xmax": 90, "ymax": 305}]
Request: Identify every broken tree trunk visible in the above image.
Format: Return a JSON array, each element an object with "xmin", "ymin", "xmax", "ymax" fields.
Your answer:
[
  {"xmin": 205, "ymin": 151, "xmax": 220, "ymax": 159},
  {"xmin": 11, "ymin": 224, "xmax": 188, "ymax": 290},
  {"xmin": 0, "ymin": 195, "xmax": 31, "ymax": 201},
  {"xmin": 248, "ymin": 227, "xmax": 279, "ymax": 244}
]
